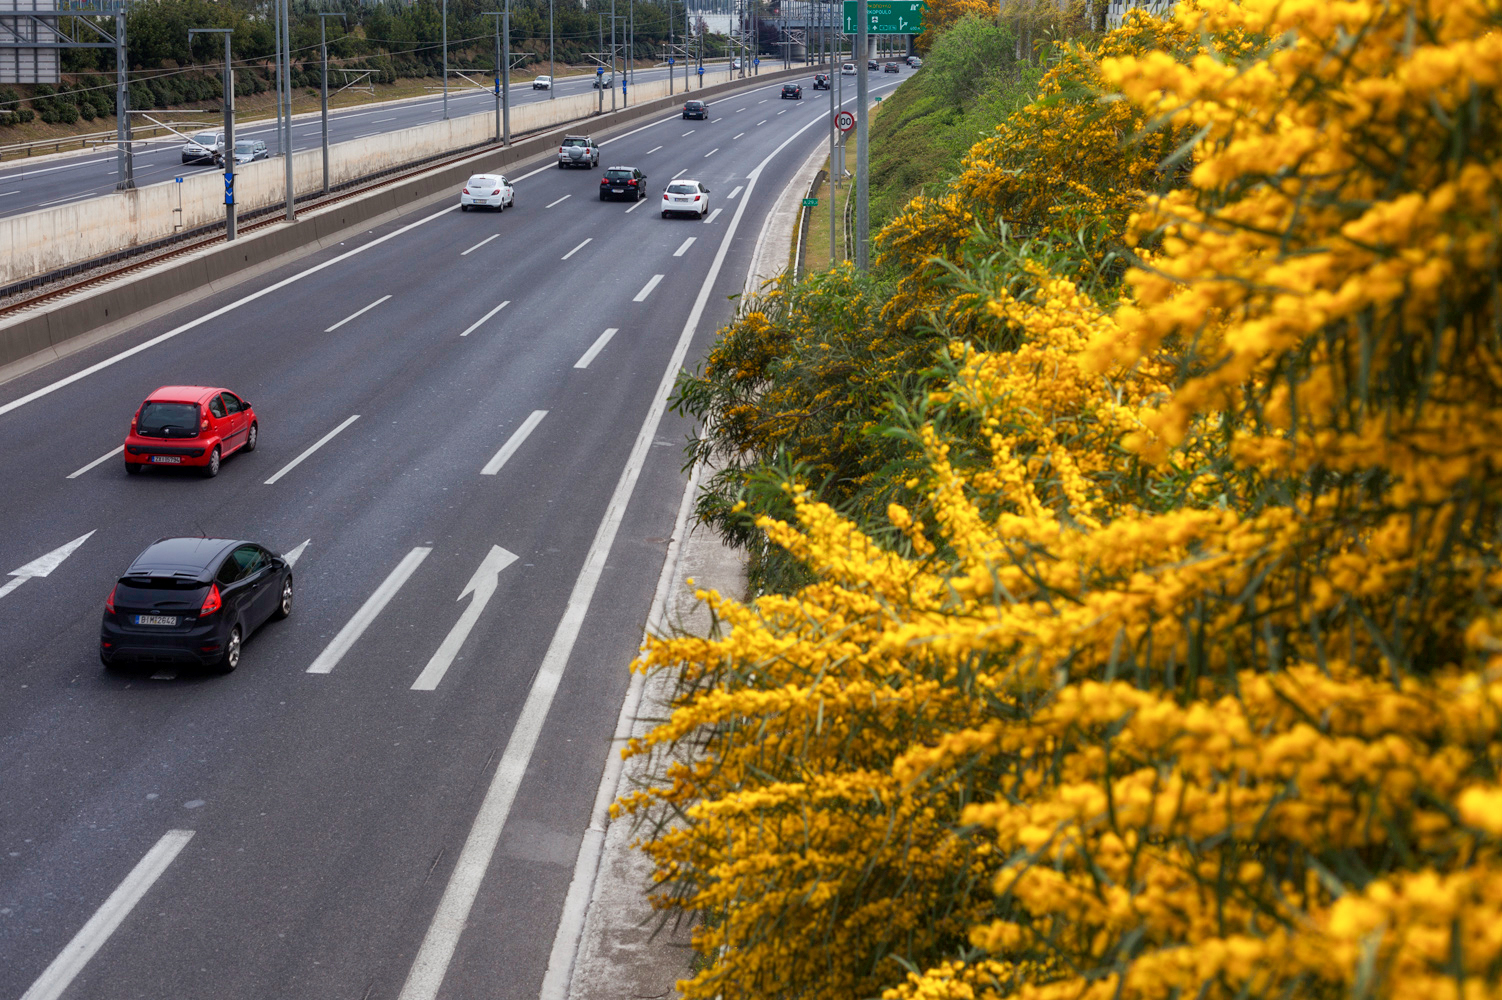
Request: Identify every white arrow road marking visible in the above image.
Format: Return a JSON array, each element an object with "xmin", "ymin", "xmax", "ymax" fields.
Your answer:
[
  {"xmin": 2, "ymin": 530, "xmax": 96, "ymax": 600},
  {"xmin": 307, "ymin": 546, "xmax": 431, "ymax": 674},
  {"xmin": 481, "ymin": 410, "xmax": 547, "ymax": 475},
  {"xmin": 460, "ymin": 300, "xmax": 510, "ymax": 337},
  {"xmin": 19, "ymin": 830, "xmax": 194, "ymax": 1000},
  {"xmin": 67, "ymin": 446, "xmax": 123, "ymax": 479},
  {"xmin": 410, "ymin": 545, "xmax": 518, "ymax": 691},
  {"xmin": 284, "ymin": 540, "xmax": 311, "ymax": 567},
  {"xmin": 574, "ymin": 329, "xmax": 618, "ymax": 369}
]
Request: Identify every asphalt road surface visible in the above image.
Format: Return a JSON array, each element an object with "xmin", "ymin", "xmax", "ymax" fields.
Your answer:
[
  {"xmin": 0, "ymin": 60, "xmax": 760, "ymax": 221},
  {"xmin": 0, "ymin": 66, "xmax": 908, "ymax": 1000}
]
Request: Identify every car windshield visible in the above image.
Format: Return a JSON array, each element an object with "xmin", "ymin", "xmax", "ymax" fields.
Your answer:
[
  {"xmin": 667, "ymin": 182, "xmax": 697, "ymax": 195},
  {"xmin": 234, "ymin": 141, "xmax": 255, "ymax": 152},
  {"xmin": 191, "ymin": 132, "xmax": 218, "ymax": 146},
  {"xmin": 606, "ymin": 169, "xmax": 634, "ymax": 179},
  {"xmin": 138, "ymin": 401, "xmax": 200, "ymax": 438},
  {"xmin": 562, "ymin": 137, "xmax": 589, "ymax": 147}
]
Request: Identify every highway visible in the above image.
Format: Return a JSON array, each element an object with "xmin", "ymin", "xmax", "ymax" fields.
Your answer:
[
  {"xmin": 0, "ymin": 65, "xmax": 908, "ymax": 1000},
  {"xmin": 0, "ymin": 60, "xmax": 753, "ymax": 221}
]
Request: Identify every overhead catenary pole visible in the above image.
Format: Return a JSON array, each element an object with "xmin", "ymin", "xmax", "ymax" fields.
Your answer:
[
  {"xmin": 828, "ymin": 2, "xmax": 835, "ymax": 263},
  {"xmin": 272, "ymin": 0, "xmax": 284, "ymax": 155},
  {"xmin": 188, "ymin": 27, "xmax": 234, "ymax": 239},
  {"xmin": 113, "ymin": 8, "xmax": 132, "ymax": 190},
  {"xmin": 669, "ymin": 0, "xmax": 674, "ymax": 95},
  {"xmin": 279, "ymin": 0, "xmax": 295, "ymax": 221},
  {"xmin": 855, "ymin": 0, "xmax": 867, "ymax": 269},
  {"xmin": 549, "ymin": 0, "xmax": 555, "ymax": 99},
  {"xmin": 485, "ymin": 11, "xmax": 502, "ymax": 141},
  {"xmin": 318, "ymin": 13, "xmax": 345, "ymax": 196},
  {"xmin": 442, "ymin": 0, "xmax": 449, "ymax": 119},
  {"xmin": 502, "ymin": 0, "xmax": 510, "ymax": 144},
  {"xmin": 610, "ymin": 0, "xmax": 617, "ymax": 112}
]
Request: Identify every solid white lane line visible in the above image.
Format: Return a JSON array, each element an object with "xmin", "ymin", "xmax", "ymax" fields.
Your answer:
[
  {"xmin": 573, "ymin": 328, "xmax": 618, "ymax": 369},
  {"xmin": 460, "ymin": 300, "xmax": 510, "ymax": 337},
  {"xmin": 625, "ymin": 198, "xmax": 648, "ymax": 214},
  {"xmin": 460, "ymin": 234, "xmax": 500, "ymax": 256},
  {"xmin": 645, "ymin": 145, "xmax": 662, "ymax": 154},
  {"xmin": 673, "ymin": 237, "xmax": 696, "ymax": 256},
  {"xmin": 681, "ymin": 129, "xmax": 694, "ymax": 136},
  {"xmin": 703, "ymin": 208, "xmax": 723, "ymax": 224},
  {"xmin": 633, "ymin": 274, "xmax": 664, "ymax": 302},
  {"xmin": 545, "ymin": 194, "xmax": 571, "ymax": 208},
  {"xmin": 19, "ymin": 830, "xmax": 194, "ymax": 1000},
  {"xmin": 264, "ymin": 414, "xmax": 360, "ymax": 485},
  {"xmin": 727, "ymin": 185, "xmax": 744, "ymax": 199},
  {"xmin": 672, "ymin": 168, "xmax": 687, "ymax": 179},
  {"xmin": 307, "ymin": 546, "xmax": 432, "ymax": 674},
  {"xmin": 415, "ymin": 100, "xmax": 802, "ymax": 1000},
  {"xmin": 733, "ymin": 132, "xmax": 744, "ymax": 139},
  {"xmin": 324, "ymin": 294, "xmax": 391, "ymax": 332},
  {"xmin": 284, "ymin": 539, "xmax": 311, "ymax": 567},
  {"xmin": 411, "ymin": 544, "xmax": 519, "ymax": 691},
  {"xmin": 561, "ymin": 237, "xmax": 591, "ymax": 260},
  {"xmin": 481, "ymin": 410, "xmax": 547, "ymax": 475},
  {"xmin": 67, "ymin": 445, "xmax": 122, "ymax": 479},
  {"xmin": 704, "ymin": 148, "xmax": 719, "ymax": 157}
]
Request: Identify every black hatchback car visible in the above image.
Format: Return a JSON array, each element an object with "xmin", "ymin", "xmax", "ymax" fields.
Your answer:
[
  {"xmin": 600, "ymin": 165, "xmax": 648, "ymax": 201},
  {"xmin": 682, "ymin": 99, "xmax": 708, "ymax": 120},
  {"xmin": 101, "ymin": 537, "xmax": 293, "ymax": 672},
  {"xmin": 781, "ymin": 83, "xmax": 802, "ymax": 99}
]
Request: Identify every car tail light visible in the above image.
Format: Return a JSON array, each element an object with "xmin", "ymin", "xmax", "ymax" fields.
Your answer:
[
  {"xmin": 200, "ymin": 584, "xmax": 222, "ymax": 617},
  {"xmin": 492, "ymin": 189, "xmax": 501, "ymax": 195},
  {"xmin": 105, "ymin": 584, "xmax": 117, "ymax": 614},
  {"xmin": 628, "ymin": 179, "xmax": 637, "ymax": 186},
  {"xmin": 463, "ymin": 187, "xmax": 470, "ymax": 194}
]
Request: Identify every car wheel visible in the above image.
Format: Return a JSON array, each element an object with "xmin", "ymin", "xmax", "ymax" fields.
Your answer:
[
  {"xmin": 219, "ymin": 625, "xmax": 242, "ymax": 673},
  {"xmin": 244, "ymin": 422, "xmax": 258, "ymax": 452},
  {"xmin": 600, "ymin": 192, "xmax": 608, "ymax": 201},
  {"xmin": 272, "ymin": 574, "xmax": 294, "ymax": 620},
  {"xmin": 461, "ymin": 204, "xmax": 469, "ymax": 212},
  {"xmin": 662, "ymin": 210, "xmax": 669, "ymax": 218},
  {"xmin": 125, "ymin": 460, "xmax": 142, "ymax": 475},
  {"xmin": 203, "ymin": 446, "xmax": 221, "ymax": 478}
]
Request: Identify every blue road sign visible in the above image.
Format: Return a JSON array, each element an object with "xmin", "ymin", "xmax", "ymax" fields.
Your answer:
[
  {"xmin": 668, "ymin": 56, "xmax": 675, "ymax": 65},
  {"xmin": 697, "ymin": 65, "xmax": 704, "ymax": 75},
  {"xmin": 754, "ymin": 57, "xmax": 760, "ymax": 65},
  {"xmin": 223, "ymin": 172, "xmax": 234, "ymax": 205},
  {"xmin": 596, "ymin": 65, "xmax": 604, "ymax": 74},
  {"xmin": 494, "ymin": 76, "xmax": 500, "ymax": 95}
]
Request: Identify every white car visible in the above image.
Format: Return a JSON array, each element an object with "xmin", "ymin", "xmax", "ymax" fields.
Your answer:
[
  {"xmin": 840, "ymin": 62, "xmax": 856, "ymax": 76},
  {"xmin": 181, "ymin": 130, "xmax": 224, "ymax": 164},
  {"xmin": 732, "ymin": 57, "xmax": 743, "ymax": 69},
  {"xmin": 460, "ymin": 173, "xmax": 515, "ymax": 211},
  {"xmin": 661, "ymin": 179, "xmax": 710, "ymax": 218},
  {"xmin": 533, "ymin": 75, "xmax": 552, "ymax": 90}
]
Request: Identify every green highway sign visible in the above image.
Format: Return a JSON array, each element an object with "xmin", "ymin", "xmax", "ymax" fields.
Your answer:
[
  {"xmin": 802, "ymin": 197, "xmax": 819, "ymax": 207},
  {"xmin": 843, "ymin": 0, "xmax": 925, "ymax": 34}
]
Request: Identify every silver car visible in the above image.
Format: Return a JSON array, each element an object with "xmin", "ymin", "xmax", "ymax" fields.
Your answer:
[
  {"xmin": 181, "ymin": 130, "xmax": 224, "ymax": 164},
  {"xmin": 232, "ymin": 139, "xmax": 268, "ymax": 165},
  {"xmin": 558, "ymin": 134, "xmax": 599, "ymax": 169},
  {"xmin": 533, "ymin": 74, "xmax": 552, "ymax": 90}
]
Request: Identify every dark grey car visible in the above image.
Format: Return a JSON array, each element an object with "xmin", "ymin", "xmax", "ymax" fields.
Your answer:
[{"xmin": 100, "ymin": 537, "xmax": 293, "ymax": 672}]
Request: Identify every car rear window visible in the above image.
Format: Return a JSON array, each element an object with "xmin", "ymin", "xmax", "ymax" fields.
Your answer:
[
  {"xmin": 138, "ymin": 402, "xmax": 200, "ymax": 438},
  {"xmin": 115, "ymin": 576, "xmax": 208, "ymax": 609},
  {"xmin": 685, "ymin": 102, "xmax": 703, "ymax": 108},
  {"xmin": 562, "ymin": 137, "xmax": 589, "ymax": 147},
  {"xmin": 667, "ymin": 182, "xmax": 697, "ymax": 194},
  {"xmin": 467, "ymin": 175, "xmax": 499, "ymax": 188},
  {"xmin": 605, "ymin": 169, "xmax": 634, "ymax": 179}
]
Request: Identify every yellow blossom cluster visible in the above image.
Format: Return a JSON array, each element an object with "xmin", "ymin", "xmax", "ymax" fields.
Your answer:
[{"xmin": 623, "ymin": 2, "xmax": 1502, "ymax": 999}]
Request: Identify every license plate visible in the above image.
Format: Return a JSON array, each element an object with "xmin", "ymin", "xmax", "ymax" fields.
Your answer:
[
  {"xmin": 134, "ymin": 615, "xmax": 178, "ymax": 626},
  {"xmin": 612, "ymin": 188, "xmax": 624, "ymax": 193},
  {"xmin": 150, "ymin": 455, "xmax": 182, "ymax": 464}
]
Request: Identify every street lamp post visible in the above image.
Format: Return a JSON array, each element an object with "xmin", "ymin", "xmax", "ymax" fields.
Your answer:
[
  {"xmin": 318, "ymin": 12, "xmax": 345, "ymax": 196},
  {"xmin": 549, "ymin": 0, "xmax": 555, "ymax": 100},
  {"xmin": 441, "ymin": 0, "xmax": 449, "ymax": 119},
  {"xmin": 855, "ymin": 0, "xmax": 868, "ymax": 269},
  {"xmin": 188, "ymin": 27, "xmax": 234, "ymax": 240},
  {"xmin": 482, "ymin": 3, "xmax": 511, "ymax": 145},
  {"xmin": 278, "ymin": 0, "xmax": 294, "ymax": 221}
]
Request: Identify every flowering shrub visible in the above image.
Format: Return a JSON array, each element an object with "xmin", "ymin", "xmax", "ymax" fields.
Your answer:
[{"xmin": 631, "ymin": 2, "xmax": 1502, "ymax": 1000}]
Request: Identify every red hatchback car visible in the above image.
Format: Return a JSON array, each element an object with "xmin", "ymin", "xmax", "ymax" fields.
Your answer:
[{"xmin": 124, "ymin": 385, "xmax": 258, "ymax": 477}]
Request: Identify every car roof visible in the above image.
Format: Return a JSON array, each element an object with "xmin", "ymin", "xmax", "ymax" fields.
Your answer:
[
  {"xmin": 604, "ymin": 165, "xmax": 638, "ymax": 171},
  {"xmin": 668, "ymin": 177, "xmax": 703, "ymax": 185},
  {"xmin": 125, "ymin": 537, "xmax": 244, "ymax": 580},
  {"xmin": 145, "ymin": 385, "xmax": 219, "ymax": 404}
]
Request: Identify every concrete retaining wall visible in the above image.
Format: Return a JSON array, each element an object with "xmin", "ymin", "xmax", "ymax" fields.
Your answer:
[
  {"xmin": 0, "ymin": 68, "xmax": 804, "ymax": 374},
  {"xmin": 0, "ymin": 78, "xmax": 687, "ymax": 286}
]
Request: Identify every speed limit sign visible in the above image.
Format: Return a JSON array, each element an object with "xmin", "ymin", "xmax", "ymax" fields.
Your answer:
[{"xmin": 835, "ymin": 110, "xmax": 857, "ymax": 133}]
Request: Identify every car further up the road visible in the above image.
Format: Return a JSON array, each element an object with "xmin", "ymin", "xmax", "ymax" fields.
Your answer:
[
  {"xmin": 906, "ymin": 55, "xmax": 923, "ymax": 67},
  {"xmin": 884, "ymin": 61, "xmax": 900, "ymax": 73},
  {"xmin": 682, "ymin": 99, "xmax": 708, "ymax": 119},
  {"xmin": 558, "ymin": 134, "xmax": 599, "ymax": 169},
  {"xmin": 813, "ymin": 73, "xmax": 830, "ymax": 89},
  {"xmin": 841, "ymin": 62, "xmax": 856, "ymax": 75},
  {"xmin": 533, "ymin": 74, "xmax": 552, "ymax": 90},
  {"xmin": 868, "ymin": 59, "xmax": 879, "ymax": 70},
  {"xmin": 661, "ymin": 179, "xmax": 710, "ymax": 218},
  {"xmin": 124, "ymin": 385, "xmax": 257, "ymax": 478},
  {"xmin": 460, "ymin": 173, "xmax": 515, "ymax": 211},
  {"xmin": 100, "ymin": 537, "xmax": 293, "ymax": 672},
  {"xmin": 181, "ymin": 130, "xmax": 224, "ymax": 164},
  {"xmin": 232, "ymin": 139, "xmax": 268, "ymax": 165},
  {"xmin": 593, "ymin": 73, "xmax": 614, "ymax": 89},
  {"xmin": 781, "ymin": 83, "xmax": 802, "ymax": 99},
  {"xmin": 600, "ymin": 165, "xmax": 647, "ymax": 201}
]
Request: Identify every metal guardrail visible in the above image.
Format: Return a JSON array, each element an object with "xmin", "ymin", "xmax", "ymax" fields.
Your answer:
[{"xmin": 793, "ymin": 166, "xmax": 826, "ymax": 279}]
